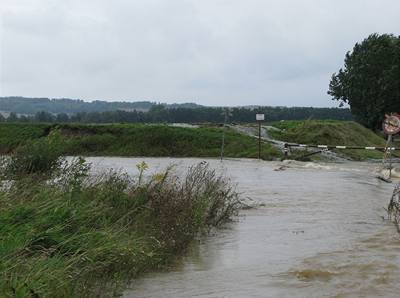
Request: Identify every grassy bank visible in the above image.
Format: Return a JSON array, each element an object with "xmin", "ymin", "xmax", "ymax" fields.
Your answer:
[
  {"xmin": 1, "ymin": 121, "xmax": 388, "ymax": 161},
  {"xmin": 0, "ymin": 123, "xmax": 281, "ymax": 160},
  {"xmin": 269, "ymin": 120, "xmax": 387, "ymax": 160},
  {"xmin": 0, "ymin": 140, "xmax": 240, "ymax": 297}
]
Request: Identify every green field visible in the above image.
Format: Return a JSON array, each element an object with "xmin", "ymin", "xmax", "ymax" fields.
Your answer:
[
  {"xmin": 0, "ymin": 123, "xmax": 49, "ymax": 152},
  {"xmin": 0, "ymin": 123, "xmax": 282, "ymax": 160},
  {"xmin": 0, "ymin": 121, "xmax": 391, "ymax": 161},
  {"xmin": 269, "ymin": 120, "xmax": 388, "ymax": 160}
]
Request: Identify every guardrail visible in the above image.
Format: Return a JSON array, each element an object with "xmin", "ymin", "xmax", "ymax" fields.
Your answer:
[{"xmin": 284, "ymin": 143, "xmax": 400, "ymax": 151}]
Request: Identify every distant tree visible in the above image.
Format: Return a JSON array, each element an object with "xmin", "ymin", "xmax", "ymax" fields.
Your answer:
[
  {"xmin": 328, "ymin": 33, "xmax": 400, "ymax": 129},
  {"xmin": 0, "ymin": 114, "xmax": 5, "ymax": 122},
  {"xmin": 7, "ymin": 112, "xmax": 18, "ymax": 122},
  {"xmin": 149, "ymin": 105, "xmax": 168, "ymax": 122},
  {"xmin": 35, "ymin": 111, "xmax": 54, "ymax": 123},
  {"xmin": 56, "ymin": 113, "xmax": 70, "ymax": 123},
  {"xmin": 18, "ymin": 115, "xmax": 30, "ymax": 122}
]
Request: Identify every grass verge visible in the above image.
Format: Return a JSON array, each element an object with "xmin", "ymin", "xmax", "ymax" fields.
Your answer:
[
  {"xmin": 0, "ymin": 140, "xmax": 240, "ymax": 297},
  {"xmin": 269, "ymin": 120, "xmax": 387, "ymax": 160},
  {"xmin": 0, "ymin": 123, "xmax": 282, "ymax": 160}
]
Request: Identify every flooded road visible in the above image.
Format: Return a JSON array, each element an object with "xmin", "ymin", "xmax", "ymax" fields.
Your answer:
[{"xmin": 87, "ymin": 157, "xmax": 399, "ymax": 297}]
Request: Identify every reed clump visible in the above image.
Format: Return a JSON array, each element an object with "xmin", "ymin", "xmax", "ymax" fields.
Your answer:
[
  {"xmin": 388, "ymin": 183, "xmax": 400, "ymax": 232},
  {"xmin": 0, "ymin": 140, "xmax": 240, "ymax": 297}
]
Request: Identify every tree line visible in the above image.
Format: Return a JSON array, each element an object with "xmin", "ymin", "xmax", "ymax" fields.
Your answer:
[
  {"xmin": 0, "ymin": 105, "xmax": 352, "ymax": 124},
  {"xmin": 0, "ymin": 97, "xmax": 199, "ymax": 114}
]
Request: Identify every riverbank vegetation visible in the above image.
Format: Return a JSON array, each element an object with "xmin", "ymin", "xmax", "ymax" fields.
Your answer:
[
  {"xmin": 0, "ymin": 138, "xmax": 241, "ymax": 297},
  {"xmin": 0, "ymin": 123, "xmax": 282, "ymax": 160},
  {"xmin": 388, "ymin": 183, "xmax": 400, "ymax": 232},
  {"xmin": 269, "ymin": 120, "xmax": 388, "ymax": 160}
]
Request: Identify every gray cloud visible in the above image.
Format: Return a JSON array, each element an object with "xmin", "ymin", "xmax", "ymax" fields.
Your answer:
[{"xmin": 1, "ymin": 0, "xmax": 399, "ymax": 107}]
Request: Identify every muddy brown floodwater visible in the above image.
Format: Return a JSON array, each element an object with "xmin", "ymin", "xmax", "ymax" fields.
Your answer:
[{"xmin": 86, "ymin": 157, "xmax": 400, "ymax": 298}]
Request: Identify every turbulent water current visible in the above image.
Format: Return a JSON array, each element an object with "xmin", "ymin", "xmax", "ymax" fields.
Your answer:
[{"xmin": 86, "ymin": 157, "xmax": 400, "ymax": 298}]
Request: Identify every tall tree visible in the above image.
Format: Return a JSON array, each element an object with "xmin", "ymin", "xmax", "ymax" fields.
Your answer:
[
  {"xmin": 328, "ymin": 33, "xmax": 400, "ymax": 129},
  {"xmin": 56, "ymin": 113, "xmax": 70, "ymax": 123},
  {"xmin": 7, "ymin": 112, "xmax": 18, "ymax": 122},
  {"xmin": 34, "ymin": 111, "xmax": 55, "ymax": 123}
]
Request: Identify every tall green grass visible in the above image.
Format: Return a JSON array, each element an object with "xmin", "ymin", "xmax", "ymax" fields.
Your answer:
[
  {"xmin": 270, "ymin": 120, "xmax": 387, "ymax": 160},
  {"xmin": 0, "ymin": 123, "xmax": 282, "ymax": 160},
  {"xmin": 0, "ymin": 123, "xmax": 49, "ymax": 153},
  {"xmin": 0, "ymin": 140, "xmax": 240, "ymax": 297}
]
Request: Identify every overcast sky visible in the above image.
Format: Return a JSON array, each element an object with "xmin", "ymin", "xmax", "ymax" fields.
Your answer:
[{"xmin": 1, "ymin": 0, "xmax": 399, "ymax": 107}]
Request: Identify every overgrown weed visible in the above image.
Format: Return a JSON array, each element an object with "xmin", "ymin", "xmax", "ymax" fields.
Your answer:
[{"xmin": 0, "ymin": 147, "xmax": 240, "ymax": 297}]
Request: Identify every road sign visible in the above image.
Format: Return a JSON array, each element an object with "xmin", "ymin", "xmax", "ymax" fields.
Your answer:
[
  {"xmin": 383, "ymin": 114, "xmax": 400, "ymax": 135},
  {"xmin": 256, "ymin": 114, "xmax": 265, "ymax": 121},
  {"xmin": 255, "ymin": 114, "xmax": 265, "ymax": 159}
]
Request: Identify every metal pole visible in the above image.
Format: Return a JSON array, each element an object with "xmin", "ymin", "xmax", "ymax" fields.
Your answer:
[
  {"xmin": 220, "ymin": 110, "xmax": 227, "ymax": 161},
  {"xmin": 283, "ymin": 143, "xmax": 288, "ymax": 160},
  {"xmin": 389, "ymin": 134, "xmax": 393, "ymax": 179},
  {"xmin": 258, "ymin": 121, "xmax": 261, "ymax": 159}
]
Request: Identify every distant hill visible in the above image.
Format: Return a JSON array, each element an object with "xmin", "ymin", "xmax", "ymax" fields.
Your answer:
[{"xmin": 0, "ymin": 97, "xmax": 202, "ymax": 115}]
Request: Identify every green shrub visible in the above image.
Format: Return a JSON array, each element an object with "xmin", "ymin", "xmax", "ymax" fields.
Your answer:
[
  {"xmin": 0, "ymin": 123, "xmax": 50, "ymax": 153},
  {"xmin": 2, "ymin": 134, "xmax": 64, "ymax": 179},
  {"xmin": 0, "ymin": 156, "xmax": 240, "ymax": 297}
]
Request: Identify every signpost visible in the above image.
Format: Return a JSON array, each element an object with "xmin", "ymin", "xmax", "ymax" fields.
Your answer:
[
  {"xmin": 220, "ymin": 108, "xmax": 232, "ymax": 161},
  {"xmin": 256, "ymin": 114, "xmax": 265, "ymax": 159},
  {"xmin": 383, "ymin": 114, "xmax": 400, "ymax": 135},
  {"xmin": 382, "ymin": 114, "xmax": 400, "ymax": 179}
]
